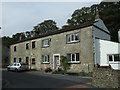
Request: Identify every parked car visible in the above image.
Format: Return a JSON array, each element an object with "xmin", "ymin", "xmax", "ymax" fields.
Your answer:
[{"xmin": 7, "ymin": 62, "xmax": 28, "ymax": 72}]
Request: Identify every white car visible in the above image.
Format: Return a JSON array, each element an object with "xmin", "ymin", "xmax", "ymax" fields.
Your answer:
[{"xmin": 7, "ymin": 63, "xmax": 28, "ymax": 72}]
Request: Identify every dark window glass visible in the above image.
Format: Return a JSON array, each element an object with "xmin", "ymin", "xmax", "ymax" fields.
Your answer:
[
  {"xmin": 108, "ymin": 55, "xmax": 113, "ymax": 61},
  {"xmin": 26, "ymin": 43, "xmax": 29, "ymax": 50},
  {"xmin": 26, "ymin": 57, "xmax": 29, "ymax": 64},
  {"xmin": 32, "ymin": 58, "xmax": 35, "ymax": 64},
  {"xmin": 114, "ymin": 54, "xmax": 120, "ymax": 61},
  {"xmin": 32, "ymin": 41, "xmax": 35, "ymax": 48},
  {"xmin": 72, "ymin": 54, "xmax": 75, "ymax": 61},
  {"xmin": 14, "ymin": 58, "xmax": 16, "ymax": 62},
  {"xmin": 19, "ymin": 58, "xmax": 22, "ymax": 62},
  {"xmin": 76, "ymin": 53, "xmax": 79, "ymax": 61},
  {"xmin": 14, "ymin": 46, "xmax": 16, "ymax": 52}
]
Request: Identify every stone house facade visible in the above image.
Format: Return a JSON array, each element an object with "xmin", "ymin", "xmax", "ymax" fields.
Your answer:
[{"xmin": 10, "ymin": 19, "xmax": 111, "ymax": 73}]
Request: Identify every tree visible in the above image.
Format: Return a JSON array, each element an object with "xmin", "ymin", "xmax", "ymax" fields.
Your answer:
[
  {"xmin": 34, "ymin": 20, "xmax": 59, "ymax": 35},
  {"xmin": 63, "ymin": 2, "xmax": 120, "ymax": 42},
  {"xmin": 60, "ymin": 56, "xmax": 70, "ymax": 73},
  {"xmin": 25, "ymin": 31, "xmax": 32, "ymax": 38},
  {"xmin": 66, "ymin": 7, "xmax": 96, "ymax": 26}
]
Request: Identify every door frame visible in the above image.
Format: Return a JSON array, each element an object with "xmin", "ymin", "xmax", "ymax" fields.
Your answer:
[{"xmin": 53, "ymin": 54, "xmax": 60, "ymax": 70}]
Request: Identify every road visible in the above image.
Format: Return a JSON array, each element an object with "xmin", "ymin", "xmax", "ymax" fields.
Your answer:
[{"xmin": 2, "ymin": 70, "xmax": 92, "ymax": 88}]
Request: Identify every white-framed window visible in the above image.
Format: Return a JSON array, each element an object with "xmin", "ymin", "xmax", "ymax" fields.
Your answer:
[
  {"xmin": 42, "ymin": 55, "xmax": 49, "ymax": 63},
  {"xmin": 67, "ymin": 33, "xmax": 79, "ymax": 43},
  {"xmin": 42, "ymin": 39, "xmax": 50, "ymax": 47},
  {"xmin": 67, "ymin": 53, "xmax": 80, "ymax": 63},
  {"xmin": 108, "ymin": 54, "xmax": 120, "ymax": 62}
]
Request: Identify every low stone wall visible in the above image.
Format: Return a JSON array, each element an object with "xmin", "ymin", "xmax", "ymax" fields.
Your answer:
[{"xmin": 92, "ymin": 68, "xmax": 120, "ymax": 88}]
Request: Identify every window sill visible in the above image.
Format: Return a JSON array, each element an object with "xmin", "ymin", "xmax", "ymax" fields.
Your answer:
[
  {"xmin": 42, "ymin": 62, "xmax": 50, "ymax": 64},
  {"xmin": 42, "ymin": 45, "xmax": 50, "ymax": 48},
  {"xmin": 68, "ymin": 61, "xmax": 80, "ymax": 64},
  {"xmin": 67, "ymin": 40, "xmax": 80, "ymax": 44}
]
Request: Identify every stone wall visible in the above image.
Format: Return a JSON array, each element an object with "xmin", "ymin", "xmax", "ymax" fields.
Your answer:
[
  {"xmin": 92, "ymin": 68, "xmax": 120, "ymax": 88},
  {"xmin": 10, "ymin": 26, "xmax": 94, "ymax": 73}
]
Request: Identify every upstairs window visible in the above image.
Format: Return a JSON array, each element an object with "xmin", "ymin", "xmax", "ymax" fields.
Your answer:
[
  {"xmin": 42, "ymin": 55, "xmax": 49, "ymax": 63},
  {"xmin": 26, "ymin": 43, "xmax": 29, "ymax": 50},
  {"xmin": 67, "ymin": 53, "xmax": 80, "ymax": 63},
  {"xmin": 67, "ymin": 33, "xmax": 79, "ymax": 43},
  {"xmin": 14, "ymin": 46, "xmax": 16, "ymax": 52},
  {"xmin": 32, "ymin": 41, "xmax": 36, "ymax": 49},
  {"xmin": 42, "ymin": 39, "xmax": 50, "ymax": 47}
]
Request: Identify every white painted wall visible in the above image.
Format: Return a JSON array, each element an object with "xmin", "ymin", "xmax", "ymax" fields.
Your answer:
[
  {"xmin": 95, "ymin": 39, "xmax": 120, "ymax": 70},
  {"xmin": 118, "ymin": 30, "xmax": 120, "ymax": 42}
]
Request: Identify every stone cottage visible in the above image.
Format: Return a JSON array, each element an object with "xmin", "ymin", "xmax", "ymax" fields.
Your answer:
[{"xmin": 10, "ymin": 16, "xmax": 111, "ymax": 73}]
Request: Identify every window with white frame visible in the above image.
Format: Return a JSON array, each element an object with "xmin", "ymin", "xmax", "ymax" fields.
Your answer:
[
  {"xmin": 42, "ymin": 55, "xmax": 49, "ymax": 63},
  {"xmin": 67, "ymin": 33, "xmax": 79, "ymax": 43},
  {"xmin": 67, "ymin": 53, "xmax": 80, "ymax": 63},
  {"xmin": 108, "ymin": 54, "xmax": 120, "ymax": 62},
  {"xmin": 42, "ymin": 39, "xmax": 50, "ymax": 47}
]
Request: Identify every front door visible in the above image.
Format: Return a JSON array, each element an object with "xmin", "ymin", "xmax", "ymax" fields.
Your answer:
[{"xmin": 53, "ymin": 54, "xmax": 60, "ymax": 70}]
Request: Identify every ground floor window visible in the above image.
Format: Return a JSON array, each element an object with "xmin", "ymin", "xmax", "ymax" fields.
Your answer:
[
  {"xmin": 14, "ymin": 58, "xmax": 16, "ymax": 62},
  {"xmin": 32, "ymin": 58, "xmax": 35, "ymax": 65},
  {"xmin": 67, "ymin": 53, "xmax": 80, "ymax": 63},
  {"xmin": 19, "ymin": 58, "xmax": 22, "ymax": 62},
  {"xmin": 42, "ymin": 55, "xmax": 49, "ymax": 64},
  {"xmin": 108, "ymin": 54, "xmax": 120, "ymax": 62},
  {"xmin": 26, "ymin": 57, "xmax": 29, "ymax": 64}
]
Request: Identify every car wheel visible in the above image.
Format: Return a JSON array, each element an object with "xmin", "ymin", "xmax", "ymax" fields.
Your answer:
[{"xmin": 15, "ymin": 68, "xmax": 18, "ymax": 72}]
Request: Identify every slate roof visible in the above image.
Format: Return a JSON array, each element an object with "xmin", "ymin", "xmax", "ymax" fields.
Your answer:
[{"xmin": 11, "ymin": 21, "xmax": 97, "ymax": 45}]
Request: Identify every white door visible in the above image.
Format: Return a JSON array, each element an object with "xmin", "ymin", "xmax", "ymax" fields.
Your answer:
[{"xmin": 53, "ymin": 54, "xmax": 60, "ymax": 70}]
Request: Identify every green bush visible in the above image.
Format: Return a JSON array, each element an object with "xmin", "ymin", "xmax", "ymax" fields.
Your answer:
[{"xmin": 60, "ymin": 56, "xmax": 70, "ymax": 74}]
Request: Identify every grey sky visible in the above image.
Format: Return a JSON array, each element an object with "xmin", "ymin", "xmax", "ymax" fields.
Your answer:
[{"xmin": 2, "ymin": 2, "xmax": 100, "ymax": 37}]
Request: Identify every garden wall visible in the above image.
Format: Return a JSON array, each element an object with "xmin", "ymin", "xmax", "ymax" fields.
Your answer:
[{"xmin": 92, "ymin": 68, "xmax": 120, "ymax": 88}]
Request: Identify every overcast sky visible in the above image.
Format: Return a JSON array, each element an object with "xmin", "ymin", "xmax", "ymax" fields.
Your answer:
[{"xmin": 1, "ymin": 2, "xmax": 101, "ymax": 37}]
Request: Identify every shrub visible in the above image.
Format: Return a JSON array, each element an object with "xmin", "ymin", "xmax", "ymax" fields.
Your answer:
[{"xmin": 45, "ymin": 67, "xmax": 52, "ymax": 72}]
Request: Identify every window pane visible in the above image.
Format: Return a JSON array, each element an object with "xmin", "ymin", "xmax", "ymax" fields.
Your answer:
[
  {"xmin": 108, "ymin": 55, "xmax": 113, "ymax": 61},
  {"xmin": 14, "ymin": 58, "xmax": 16, "ymax": 62},
  {"xmin": 42, "ymin": 39, "xmax": 50, "ymax": 46},
  {"xmin": 26, "ymin": 57, "xmax": 29, "ymax": 64},
  {"xmin": 32, "ymin": 41, "xmax": 35, "ymax": 48},
  {"xmin": 67, "ymin": 35, "xmax": 70, "ymax": 42},
  {"xmin": 32, "ymin": 58, "xmax": 35, "ymax": 64},
  {"xmin": 14, "ymin": 46, "xmax": 16, "ymax": 51},
  {"xmin": 19, "ymin": 58, "xmax": 22, "ymax": 62},
  {"xmin": 114, "ymin": 54, "xmax": 120, "ymax": 61},
  {"xmin": 75, "ymin": 33, "xmax": 79, "ymax": 41},
  {"xmin": 72, "ymin": 54, "xmax": 75, "ymax": 61},
  {"xmin": 76, "ymin": 53, "xmax": 79, "ymax": 61},
  {"xmin": 26, "ymin": 43, "xmax": 29, "ymax": 49},
  {"xmin": 71, "ymin": 34, "xmax": 74, "ymax": 41}
]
